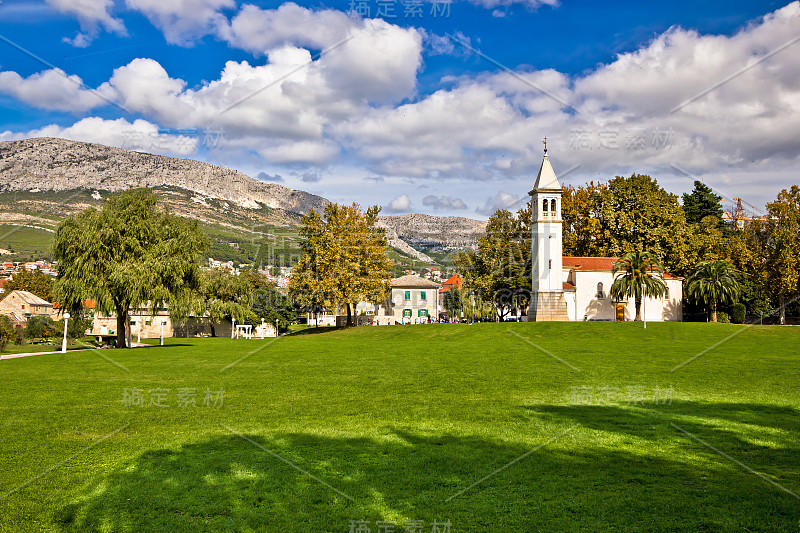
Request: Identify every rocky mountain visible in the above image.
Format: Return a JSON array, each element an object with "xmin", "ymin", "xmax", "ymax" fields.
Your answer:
[
  {"xmin": 0, "ymin": 137, "xmax": 327, "ymax": 215},
  {"xmin": 0, "ymin": 138, "xmax": 485, "ymax": 265},
  {"xmin": 379, "ymin": 214, "xmax": 486, "ymax": 251}
]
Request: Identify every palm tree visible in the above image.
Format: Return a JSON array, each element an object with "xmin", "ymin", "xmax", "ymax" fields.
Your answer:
[
  {"xmin": 686, "ymin": 260, "xmax": 741, "ymax": 322},
  {"xmin": 611, "ymin": 251, "xmax": 668, "ymax": 321}
]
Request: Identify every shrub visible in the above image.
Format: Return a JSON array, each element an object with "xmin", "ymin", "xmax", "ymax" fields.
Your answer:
[
  {"xmin": 731, "ymin": 303, "xmax": 746, "ymax": 324},
  {"xmin": 0, "ymin": 315, "xmax": 14, "ymax": 352},
  {"xmin": 25, "ymin": 315, "xmax": 56, "ymax": 341},
  {"xmin": 717, "ymin": 311, "xmax": 730, "ymax": 323}
]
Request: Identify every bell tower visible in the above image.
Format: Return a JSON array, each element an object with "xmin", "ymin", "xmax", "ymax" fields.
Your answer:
[{"xmin": 528, "ymin": 139, "xmax": 569, "ymax": 321}]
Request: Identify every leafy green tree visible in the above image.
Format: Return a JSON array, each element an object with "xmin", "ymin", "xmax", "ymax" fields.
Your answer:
[
  {"xmin": 0, "ymin": 315, "xmax": 14, "ymax": 352},
  {"xmin": 443, "ymin": 286, "xmax": 465, "ymax": 319},
  {"xmin": 682, "ymin": 181, "xmax": 723, "ymax": 225},
  {"xmin": 611, "ymin": 251, "xmax": 668, "ymax": 321},
  {"xmin": 686, "ymin": 260, "xmax": 741, "ymax": 322},
  {"xmin": 734, "ymin": 186, "xmax": 800, "ymax": 324},
  {"xmin": 192, "ymin": 268, "xmax": 253, "ymax": 337},
  {"xmin": 1, "ymin": 267, "xmax": 54, "ymax": 302},
  {"xmin": 24, "ymin": 315, "xmax": 58, "ymax": 341},
  {"xmin": 53, "ymin": 189, "xmax": 208, "ymax": 348},
  {"xmin": 561, "ymin": 182, "xmax": 606, "ymax": 256},
  {"xmin": 595, "ymin": 174, "xmax": 692, "ymax": 274},
  {"xmin": 240, "ymin": 268, "xmax": 272, "ymax": 290},
  {"xmin": 289, "ymin": 203, "xmax": 392, "ymax": 326},
  {"xmin": 457, "ymin": 206, "xmax": 531, "ymax": 320},
  {"xmin": 252, "ymin": 286, "xmax": 297, "ymax": 334}
]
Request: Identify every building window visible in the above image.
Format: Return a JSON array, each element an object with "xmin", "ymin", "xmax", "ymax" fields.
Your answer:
[
  {"xmin": 404, "ymin": 290, "xmax": 411, "ymax": 300},
  {"xmin": 403, "ymin": 309, "xmax": 412, "ymax": 317},
  {"xmin": 418, "ymin": 309, "xmax": 428, "ymax": 317},
  {"xmin": 551, "ymin": 198, "xmax": 557, "ymax": 213},
  {"xmin": 597, "ymin": 282, "xmax": 604, "ymax": 299},
  {"xmin": 420, "ymin": 291, "xmax": 426, "ymax": 301},
  {"xmin": 542, "ymin": 199, "xmax": 548, "ymax": 212},
  {"xmin": 665, "ymin": 287, "xmax": 670, "ymax": 299}
]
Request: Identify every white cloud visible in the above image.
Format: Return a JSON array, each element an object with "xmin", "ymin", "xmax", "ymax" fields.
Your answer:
[
  {"xmin": 6, "ymin": 2, "xmax": 800, "ymax": 213},
  {"xmin": 125, "ymin": 0, "xmax": 235, "ymax": 45},
  {"xmin": 0, "ymin": 69, "xmax": 110, "ymax": 112},
  {"xmin": 385, "ymin": 194, "xmax": 412, "ymax": 213},
  {"xmin": 216, "ymin": 3, "xmax": 355, "ymax": 53},
  {"xmin": 0, "ymin": 117, "xmax": 198, "ymax": 156},
  {"xmin": 475, "ymin": 191, "xmax": 525, "ymax": 215},
  {"xmin": 422, "ymin": 195, "xmax": 468, "ymax": 210},
  {"xmin": 45, "ymin": 0, "xmax": 126, "ymax": 46}
]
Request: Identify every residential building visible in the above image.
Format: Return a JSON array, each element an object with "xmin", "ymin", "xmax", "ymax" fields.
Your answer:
[
  {"xmin": 375, "ymin": 275, "xmax": 440, "ymax": 324},
  {"xmin": 0, "ymin": 290, "xmax": 54, "ymax": 322}
]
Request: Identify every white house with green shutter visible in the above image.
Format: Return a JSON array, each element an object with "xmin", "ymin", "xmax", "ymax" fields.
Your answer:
[{"xmin": 374, "ymin": 275, "xmax": 440, "ymax": 324}]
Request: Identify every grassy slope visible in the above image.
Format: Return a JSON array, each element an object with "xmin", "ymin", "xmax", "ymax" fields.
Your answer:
[{"xmin": 0, "ymin": 322, "xmax": 797, "ymax": 532}]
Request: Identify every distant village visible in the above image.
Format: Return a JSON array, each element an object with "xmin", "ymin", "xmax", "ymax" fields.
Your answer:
[{"xmin": 0, "ymin": 254, "xmax": 464, "ymax": 342}]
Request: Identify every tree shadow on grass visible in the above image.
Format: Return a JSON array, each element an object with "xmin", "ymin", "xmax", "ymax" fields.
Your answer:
[
  {"xmin": 286, "ymin": 326, "xmax": 346, "ymax": 337},
  {"xmin": 50, "ymin": 407, "xmax": 800, "ymax": 533}
]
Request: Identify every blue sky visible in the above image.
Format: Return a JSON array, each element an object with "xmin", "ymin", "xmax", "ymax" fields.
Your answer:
[{"xmin": 1, "ymin": 0, "xmax": 798, "ymax": 218}]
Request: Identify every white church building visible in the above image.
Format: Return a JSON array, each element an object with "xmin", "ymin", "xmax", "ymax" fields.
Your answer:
[{"xmin": 527, "ymin": 146, "xmax": 683, "ymax": 322}]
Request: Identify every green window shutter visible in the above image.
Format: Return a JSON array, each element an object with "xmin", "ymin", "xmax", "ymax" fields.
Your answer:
[
  {"xmin": 420, "ymin": 291, "xmax": 426, "ymax": 301},
  {"xmin": 404, "ymin": 290, "xmax": 411, "ymax": 300}
]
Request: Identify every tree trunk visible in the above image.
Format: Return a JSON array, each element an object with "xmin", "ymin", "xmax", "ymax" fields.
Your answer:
[
  {"xmin": 346, "ymin": 303, "xmax": 353, "ymax": 327},
  {"xmin": 710, "ymin": 302, "xmax": 718, "ymax": 323},
  {"xmin": 116, "ymin": 308, "xmax": 128, "ymax": 348},
  {"xmin": 634, "ymin": 298, "xmax": 642, "ymax": 321},
  {"xmin": 779, "ymin": 296, "xmax": 786, "ymax": 325},
  {"xmin": 210, "ymin": 319, "xmax": 216, "ymax": 337}
]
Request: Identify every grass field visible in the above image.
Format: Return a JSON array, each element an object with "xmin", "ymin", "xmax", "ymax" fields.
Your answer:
[{"xmin": 0, "ymin": 323, "xmax": 798, "ymax": 532}]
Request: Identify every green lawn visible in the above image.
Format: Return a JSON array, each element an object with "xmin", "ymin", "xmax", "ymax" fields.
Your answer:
[{"xmin": 0, "ymin": 323, "xmax": 798, "ymax": 532}]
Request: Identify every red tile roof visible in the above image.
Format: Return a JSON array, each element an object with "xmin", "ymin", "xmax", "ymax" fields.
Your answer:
[
  {"xmin": 439, "ymin": 274, "xmax": 463, "ymax": 293},
  {"xmin": 563, "ymin": 281, "xmax": 575, "ymax": 290},
  {"xmin": 562, "ymin": 256, "xmax": 618, "ymax": 271},
  {"xmin": 562, "ymin": 256, "xmax": 680, "ymax": 279}
]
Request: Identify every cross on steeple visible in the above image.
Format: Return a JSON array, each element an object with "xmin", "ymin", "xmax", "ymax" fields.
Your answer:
[{"xmin": 543, "ymin": 136, "xmax": 548, "ymax": 154}]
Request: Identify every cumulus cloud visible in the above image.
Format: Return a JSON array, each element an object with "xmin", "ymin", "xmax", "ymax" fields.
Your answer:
[
  {"xmin": 6, "ymin": 1, "xmax": 800, "ymax": 210},
  {"xmin": 0, "ymin": 117, "xmax": 198, "ymax": 156},
  {"xmin": 125, "ymin": 0, "xmax": 235, "ymax": 45},
  {"xmin": 45, "ymin": 0, "xmax": 126, "ymax": 46},
  {"xmin": 475, "ymin": 191, "xmax": 526, "ymax": 215},
  {"xmin": 422, "ymin": 195, "xmax": 468, "ymax": 210},
  {"xmin": 0, "ymin": 69, "xmax": 111, "ymax": 112},
  {"xmin": 385, "ymin": 194, "xmax": 412, "ymax": 213}
]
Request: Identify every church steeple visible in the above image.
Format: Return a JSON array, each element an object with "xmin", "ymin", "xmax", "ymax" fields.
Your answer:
[
  {"xmin": 531, "ymin": 143, "xmax": 561, "ymax": 192},
  {"xmin": 527, "ymin": 139, "xmax": 569, "ymax": 321}
]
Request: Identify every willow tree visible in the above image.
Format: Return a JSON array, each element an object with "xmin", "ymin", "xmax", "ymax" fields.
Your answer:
[
  {"xmin": 53, "ymin": 189, "xmax": 208, "ymax": 348},
  {"xmin": 611, "ymin": 251, "xmax": 668, "ymax": 321},
  {"xmin": 191, "ymin": 268, "xmax": 254, "ymax": 337},
  {"xmin": 289, "ymin": 203, "xmax": 391, "ymax": 326},
  {"xmin": 686, "ymin": 260, "xmax": 741, "ymax": 322}
]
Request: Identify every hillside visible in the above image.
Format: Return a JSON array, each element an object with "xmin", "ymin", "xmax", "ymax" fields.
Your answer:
[
  {"xmin": 379, "ymin": 214, "xmax": 486, "ymax": 259},
  {"xmin": 0, "ymin": 138, "xmax": 484, "ymax": 268},
  {"xmin": 0, "ymin": 137, "xmax": 328, "ymax": 214}
]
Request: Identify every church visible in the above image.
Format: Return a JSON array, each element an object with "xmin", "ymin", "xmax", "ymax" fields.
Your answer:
[{"xmin": 526, "ymin": 145, "xmax": 683, "ymax": 322}]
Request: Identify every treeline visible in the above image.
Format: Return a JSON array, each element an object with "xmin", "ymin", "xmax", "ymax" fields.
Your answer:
[{"xmin": 455, "ymin": 174, "xmax": 800, "ymax": 323}]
